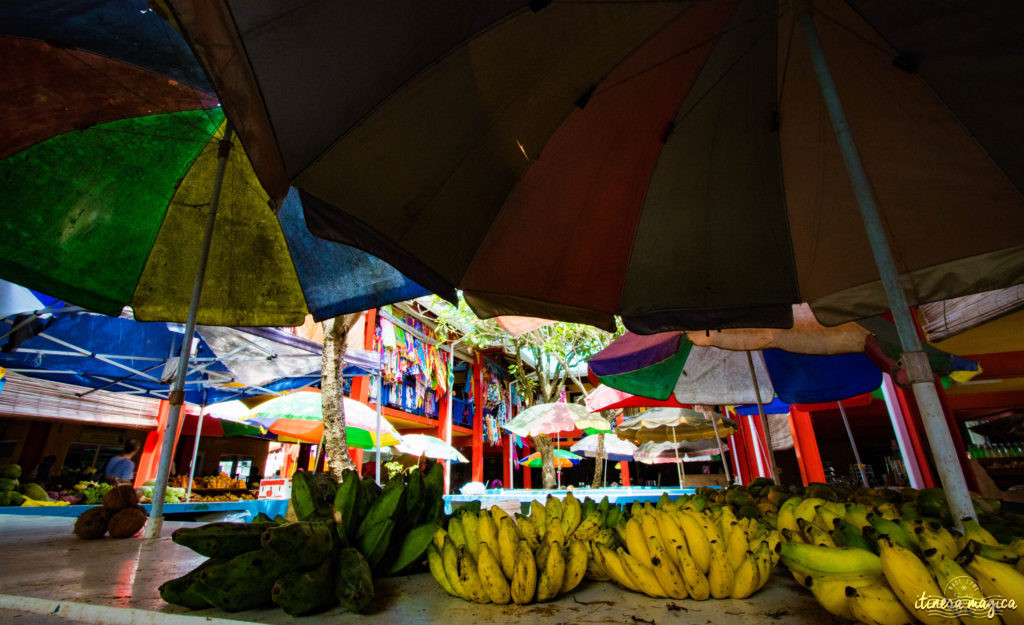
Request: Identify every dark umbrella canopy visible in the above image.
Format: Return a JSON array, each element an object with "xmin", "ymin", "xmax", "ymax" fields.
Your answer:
[
  {"xmin": 167, "ymin": 0, "xmax": 1024, "ymax": 332},
  {"xmin": 0, "ymin": 0, "xmax": 432, "ymax": 326}
]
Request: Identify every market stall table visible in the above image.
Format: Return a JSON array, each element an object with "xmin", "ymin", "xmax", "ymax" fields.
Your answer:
[
  {"xmin": 0, "ymin": 499, "xmax": 288, "ymax": 520},
  {"xmin": 443, "ymin": 486, "xmax": 726, "ymax": 515},
  {"xmin": 0, "ymin": 515, "xmax": 821, "ymax": 625}
]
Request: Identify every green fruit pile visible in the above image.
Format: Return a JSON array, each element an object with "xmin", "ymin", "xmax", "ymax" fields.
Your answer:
[
  {"xmin": 776, "ymin": 493, "xmax": 1024, "ymax": 625},
  {"xmin": 0, "ymin": 464, "xmax": 54, "ymax": 507},
  {"xmin": 160, "ymin": 463, "xmax": 445, "ymax": 616}
]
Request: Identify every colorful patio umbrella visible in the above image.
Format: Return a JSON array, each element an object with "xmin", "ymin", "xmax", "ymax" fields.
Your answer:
[
  {"xmin": 393, "ymin": 434, "xmax": 468, "ymax": 463},
  {"xmin": 616, "ymin": 407, "xmax": 737, "ymax": 484},
  {"xmin": 0, "ymin": 0, "xmax": 434, "ymax": 535},
  {"xmin": 504, "ymin": 403, "xmax": 610, "ymax": 438},
  {"xmin": 570, "ymin": 434, "xmax": 638, "ymax": 463},
  {"xmin": 585, "ymin": 384, "xmax": 690, "ymax": 413},
  {"xmin": 519, "ymin": 450, "xmax": 582, "ymax": 469},
  {"xmin": 0, "ymin": 2, "xmax": 434, "ymax": 325},
  {"xmin": 242, "ymin": 392, "xmax": 402, "ymax": 448}
]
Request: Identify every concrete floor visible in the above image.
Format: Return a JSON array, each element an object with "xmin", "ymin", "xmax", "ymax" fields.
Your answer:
[{"xmin": 0, "ymin": 515, "xmax": 827, "ymax": 624}]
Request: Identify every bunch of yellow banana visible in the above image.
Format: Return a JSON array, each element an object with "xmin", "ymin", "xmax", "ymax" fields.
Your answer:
[
  {"xmin": 588, "ymin": 503, "xmax": 779, "ymax": 600},
  {"xmin": 425, "ymin": 502, "xmax": 590, "ymax": 604}
]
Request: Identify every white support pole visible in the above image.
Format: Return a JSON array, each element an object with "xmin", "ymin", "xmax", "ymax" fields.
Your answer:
[
  {"xmin": 745, "ymin": 351, "xmax": 777, "ymax": 480},
  {"xmin": 670, "ymin": 426, "xmax": 684, "ymax": 486},
  {"xmin": 185, "ymin": 404, "xmax": 205, "ymax": 503},
  {"xmin": 837, "ymin": 400, "xmax": 871, "ymax": 487},
  {"xmin": 748, "ymin": 415, "xmax": 766, "ymax": 477},
  {"xmin": 700, "ymin": 405, "xmax": 732, "ymax": 483},
  {"xmin": 145, "ymin": 125, "xmax": 234, "ymax": 539},
  {"xmin": 799, "ymin": 10, "xmax": 974, "ymax": 525},
  {"xmin": 444, "ymin": 337, "xmax": 464, "ymax": 495},
  {"xmin": 879, "ymin": 373, "xmax": 924, "ymax": 488}
]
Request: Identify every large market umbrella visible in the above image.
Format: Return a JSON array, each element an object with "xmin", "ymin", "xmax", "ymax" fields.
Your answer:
[
  {"xmin": 168, "ymin": 0, "xmax": 1024, "ymax": 526},
  {"xmin": 244, "ymin": 392, "xmax": 402, "ymax": 449},
  {"xmin": 0, "ymin": 1, "xmax": 435, "ymax": 536},
  {"xmin": 570, "ymin": 434, "xmax": 638, "ymax": 463},
  {"xmin": 505, "ymin": 402, "xmax": 609, "ymax": 487},
  {"xmin": 393, "ymin": 434, "xmax": 468, "ymax": 463},
  {"xmin": 504, "ymin": 402, "xmax": 611, "ymax": 438},
  {"xmin": 519, "ymin": 450, "xmax": 582, "ymax": 469}
]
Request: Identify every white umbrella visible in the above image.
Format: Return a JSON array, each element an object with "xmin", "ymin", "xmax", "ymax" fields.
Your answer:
[
  {"xmin": 570, "ymin": 433, "xmax": 638, "ymax": 461},
  {"xmin": 394, "ymin": 434, "xmax": 468, "ymax": 463},
  {"xmin": 505, "ymin": 402, "xmax": 610, "ymax": 488}
]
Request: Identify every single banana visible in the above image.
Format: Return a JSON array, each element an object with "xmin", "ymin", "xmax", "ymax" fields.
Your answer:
[
  {"xmin": 707, "ymin": 539, "xmax": 734, "ymax": 599},
  {"xmin": 675, "ymin": 510, "xmax": 711, "ymax": 574},
  {"xmin": 625, "ymin": 516, "xmax": 653, "ymax": 564},
  {"xmin": 448, "ymin": 516, "xmax": 467, "ymax": 549},
  {"xmin": 777, "ymin": 497, "xmax": 802, "ymax": 534},
  {"xmin": 718, "ymin": 506, "xmax": 739, "ymax": 543},
  {"xmin": 782, "ymin": 528, "xmax": 807, "ymax": 544},
  {"xmin": 847, "ymin": 583, "xmax": 917, "ymax": 625},
  {"xmin": 814, "ymin": 506, "xmax": 842, "ymax": 532},
  {"xmin": 517, "ymin": 515, "xmax": 541, "ymax": 550},
  {"xmin": 640, "ymin": 512, "xmax": 666, "ymax": 552},
  {"xmin": 959, "ymin": 518, "xmax": 999, "ymax": 548},
  {"xmin": 441, "ymin": 537, "xmax": 470, "ymax": 600},
  {"xmin": 510, "ymin": 540, "xmax": 537, "ymax": 605},
  {"xmin": 804, "ymin": 573, "xmax": 875, "ymax": 621},
  {"xmin": 529, "ymin": 499, "xmax": 547, "ymax": 533},
  {"xmin": 476, "ymin": 542, "xmax": 511, "ymax": 604},
  {"xmin": 433, "ymin": 526, "xmax": 449, "ymax": 550},
  {"xmin": 584, "ymin": 540, "xmax": 612, "ymax": 581},
  {"xmin": 794, "ymin": 497, "xmax": 825, "ymax": 525},
  {"xmin": 779, "ymin": 542, "xmax": 883, "ymax": 577},
  {"xmin": 727, "ymin": 519, "xmax": 752, "ymax": 569},
  {"xmin": 594, "ymin": 543, "xmax": 639, "ymax": 592},
  {"xmin": 648, "ymin": 536, "xmax": 688, "ymax": 599},
  {"xmin": 928, "ymin": 552, "xmax": 1000, "ymax": 625},
  {"xmin": 478, "ymin": 512, "xmax": 499, "ymax": 555},
  {"xmin": 878, "ymin": 537, "xmax": 954, "ymax": 625},
  {"xmin": 536, "ymin": 536, "xmax": 567, "ymax": 602},
  {"xmin": 674, "ymin": 545, "xmax": 711, "ymax": 600},
  {"xmin": 753, "ymin": 541, "xmax": 774, "ymax": 591},
  {"xmin": 427, "ymin": 542, "xmax": 458, "ymax": 597},
  {"xmin": 560, "ymin": 539, "xmax": 588, "ymax": 594},
  {"xmin": 730, "ymin": 550, "xmax": 760, "ymax": 599},
  {"xmin": 594, "ymin": 527, "xmax": 618, "ymax": 548},
  {"xmin": 961, "ymin": 553, "xmax": 1024, "ymax": 625},
  {"xmin": 874, "ymin": 502, "xmax": 900, "ymax": 521},
  {"xmin": 618, "ymin": 547, "xmax": 667, "ymax": 598},
  {"xmin": 456, "ymin": 546, "xmax": 491, "ymax": 604},
  {"xmin": 799, "ymin": 518, "xmax": 837, "ymax": 549},
  {"xmin": 654, "ymin": 509, "xmax": 687, "ymax": 569},
  {"xmin": 572, "ymin": 509, "xmax": 603, "ymax": 541},
  {"xmin": 545, "ymin": 494, "xmax": 563, "ymax": 527},
  {"xmin": 490, "ymin": 504, "xmax": 512, "ymax": 526},
  {"xmin": 546, "ymin": 517, "xmax": 566, "ymax": 547},
  {"xmin": 497, "ymin": 516, "xmax": 519, "ymax": 580},
  {"xmin": 561, "ymin": 492, "xmax": 581, "ymax": 536},
  {"xmin": 461, "ymin": 512, "xmax": 481, "ymax": 558},
  {"xmin": 844, "ymin": 503, "xmax": 872, "ymax": 531}
]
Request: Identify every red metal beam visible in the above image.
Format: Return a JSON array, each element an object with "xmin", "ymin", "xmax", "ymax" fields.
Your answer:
[
  {"xmin": 472, "ymin": 353, "xmax": 484, "ymax": 482},
  {"xmin": 788, "ymin": 408, "xmax": 826, "ymax": 485}
]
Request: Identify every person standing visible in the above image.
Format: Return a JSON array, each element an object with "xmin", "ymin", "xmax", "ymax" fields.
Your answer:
[{"xmin": 104, "ymin": 439, "xmax": 141, "ymax": 484}]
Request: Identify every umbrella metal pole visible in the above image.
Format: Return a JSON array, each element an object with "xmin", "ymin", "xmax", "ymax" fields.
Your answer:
[
  {"xmin": 145, "ymin": 125, "xmax": 234, "ymax": 539},
  {"xmin": 185, "ymin": 404, "xmax": 205, "ymax": 503},
  {"xmin": 745, "ymin": 351, "xmax": 777, "ymax": 480},
  {"xmin": 701, "ymin": 406, "xmax": 732, "ymax": 484},
  {"xmin": 445, "ymin": 337, "xmax": 464, "ymax": 495},
  {"xmin": 375, "ymin": 374, "xmax": 383, "ymax": 485},
  {"xmin": 799, "ymin": 11, "xmax": 975, "ymax": 527},
  {"xmin": 838, "ymin": 400, "xmax": 870, "ymax": 487},
  {"xmin": 670, "ymin": 427, "xmax": 684, "ymax": 486}
]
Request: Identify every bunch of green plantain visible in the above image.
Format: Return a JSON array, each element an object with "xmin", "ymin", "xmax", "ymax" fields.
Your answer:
[
  {"xmin": 591, "ymin": 499, "xmax": 780, "ymax": 600},
  {"xmin": 778, "ymin": 493, "xmax": 1024, "ymax": 625},
  {"xmin": 160, "ymin": 464, "xmax": 446, "ymax": 616}
]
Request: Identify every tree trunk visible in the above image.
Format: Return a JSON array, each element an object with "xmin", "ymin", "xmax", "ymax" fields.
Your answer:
[
  {"xmin": 591, "ymin": 433, "xmax": 605, "ymax": 488},
  {"xmin": 321, "ymin": 313, "xmax": 361, "ymax": 481},
  {"xmin": 534, "ymin": 434, "xmax": 557, "ymax": 489}
]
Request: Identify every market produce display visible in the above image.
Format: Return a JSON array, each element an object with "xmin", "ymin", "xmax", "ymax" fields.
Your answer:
[
  {"xmin": 0, "ymin": 463, "xmax": 70, "ymax": 507},
  {"xmin": 426, "ymin": 491, "xmax": 780, "ymax": 604},
  {"xmin": 160, "ymin": 464, "xmax": 445, "ymax": 615},
  {"xmin": 771, "ymin": 486, "xmax": 1024, "ymax": 625},
  {"xmin": 73, "ymin": 485, "xmax": 147, "ymax": 539}
]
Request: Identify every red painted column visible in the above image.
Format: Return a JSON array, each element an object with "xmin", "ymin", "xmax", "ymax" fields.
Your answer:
[
  {"xmin": 894, "ymin": 385, "xmax": 938, "ymax": 488},
  {"xmin": 471, "ymin": 353, "xmax": 485, "ymax": 483},
  {"xmin": 135, "ymin": 400, "xmax": 184, "ymax": 487},
  {"xmin": 502, "ymin": 437, "xmax": 511, "ymax": 489},
  {"xmin": 616, "ymin": 413, "xmax": 631, "ymax": 487},
  {"xmin": 729, "ymin": 418, "xmax": 753, "ymax": 485},
  {"xmin": 787, "ymin": 408, "xmax": 826, "ymax": 485}
]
